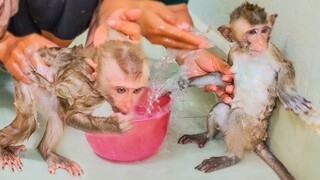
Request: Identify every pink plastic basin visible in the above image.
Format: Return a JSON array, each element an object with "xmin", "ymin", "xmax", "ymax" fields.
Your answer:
[{"xmin": 85, "ymin": 90, "xmax": 171, "ymax": 162}]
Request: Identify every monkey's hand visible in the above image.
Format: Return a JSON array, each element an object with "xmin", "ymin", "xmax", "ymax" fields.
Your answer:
[
  {"xmin": 277, "ymin": 88, "xmax": 312, "ymax": 115},
  {"xmin": 109, "ymin": 113, "xmax": 132, "ymax": 133}
]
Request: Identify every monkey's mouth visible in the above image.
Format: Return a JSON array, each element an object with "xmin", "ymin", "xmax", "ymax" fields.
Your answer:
[
  {"xmin": 112, "ymin": 106, "xmax": 128, "ymax": 115},
  {"xmin": 112, "ymin": 106, "xmax": 120, "ymax": 113}
]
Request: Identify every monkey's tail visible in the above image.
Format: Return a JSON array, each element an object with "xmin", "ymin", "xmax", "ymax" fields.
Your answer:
[{"xmin": 255, "ymin": 142, "xmax": 295, "ymax": 180}]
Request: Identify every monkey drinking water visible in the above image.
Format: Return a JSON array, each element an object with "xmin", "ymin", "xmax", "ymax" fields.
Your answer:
[
  {"xmin": 178, "ymin": 2, "xmax": 313, "ymax": 180},
  {"xmin": 0, "ymin": 40, "xmax": 149, "ymax": 176}
]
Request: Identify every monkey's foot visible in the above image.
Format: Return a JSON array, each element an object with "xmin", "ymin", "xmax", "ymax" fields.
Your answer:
[
  {"xmin": 46, "ymin": 153, "xmax": 83, "ymax": 176},
  {"xmin": 178, "ymin": 132, "xmax": 208, "ymax": 148},
  {"xmin": 0, "ymin": 145, "xmax": 26, "ymax": 172},
  {"xmin": 195, "ymin": 156, "xmax": 240, "ymax": 173}
]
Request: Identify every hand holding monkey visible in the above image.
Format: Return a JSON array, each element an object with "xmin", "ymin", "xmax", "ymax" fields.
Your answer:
[
  {"xmin": 0, "ymin": 7, "xmax": 142, "ymax": 84},
  {"xmin": 176, "ymin": 49, "xmax": 234, "ymax": 103},
  {"xmin": 0, "ymin": 32, "xmax": 57, "ymax": 84},
  {"xmin": 86, "ymin": 8, "xmax": 142, "ymax": 47}
]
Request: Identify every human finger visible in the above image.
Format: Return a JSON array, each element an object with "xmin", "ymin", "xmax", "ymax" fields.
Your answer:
[
  {"xmin": 10, "ymin": 50, "xmax": 30, "ymax": 76},
  {"xmin": 5, "ymin": 62, "xmax": 32, "ymax": 84},
  {"xmin": 222, "ymin": 74, "xmax": 233, "ymax": 83},
  {"xmin": 156, "ymin": 35, "xmax": 204, "ymax": 50},
  {"xmin": 108, "ymin": 19, "xmax": 141, "ymax": 43},
  {"xmin": 121, "ymin": 8, "xmax": 141, "ymax": 21},
  {"xmin": 155, "ymin": 24, "xmax": 209, "ymax": 49},
  {"xmin": 225, "ymin": 84, "xmax": 234, "ymax": 95},
  {"xmin": 215, "ymin": 88, "xmax": 232, "ymax": 104},
  {"xmin": 220, "ymin": 93, "xmax": 232, "ymax": 104},
  {"xmin": 213, "ymin": 59, "xmax": 231, "ymax": 75},
  {"xmin": 203, "ymin": 84, "xmax": 217, "ymax": 92},
  {"xmin": 24, "ymin": 47, "xmax": 50, "ymax": 80}
]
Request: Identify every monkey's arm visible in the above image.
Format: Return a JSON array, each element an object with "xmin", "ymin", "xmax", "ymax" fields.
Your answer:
[
  {"xmin": 178, "ymin": 72, "xmax": 227, "ymax": 90},
  {"xmin": 275, "ymin": 59, "xmax": 312, "ymax": 115},
  {"xmin": 65, "ymin": 112, "xmax": 130, "ymax": 133}
]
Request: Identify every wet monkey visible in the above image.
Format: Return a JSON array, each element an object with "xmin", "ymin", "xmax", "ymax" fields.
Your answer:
[
  {"xmin": 178, "ymin": 2, "xmax": 312, "ymax": 180},
  {"xmin": 0, "ymin": 40, "xmax": 149, "ymax": 176}
]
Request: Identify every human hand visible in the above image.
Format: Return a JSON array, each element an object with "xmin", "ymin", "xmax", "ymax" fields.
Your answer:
[
  {"xmin": 0, "ymin": 32, "xmax": 57, "ymax": 83},
  {"xmin": 136, "ymin": 1, "xmax": 209, "ymax": 49},
  {"xmin": 177, "ymin": 49, "xmax": 234, "ymax": 103},
  {"xmin": 86, "ymin": 8, "xmax": 141, "ymax": 47}
]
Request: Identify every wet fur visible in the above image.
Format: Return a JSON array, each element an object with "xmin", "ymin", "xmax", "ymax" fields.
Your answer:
[
  {"xmin": 0, "ymin": 40, "xmax": 146, "ymax": 175},
  {"xmin": 178, "ymin": 2, "xmax": 312, "ymax": 180}
]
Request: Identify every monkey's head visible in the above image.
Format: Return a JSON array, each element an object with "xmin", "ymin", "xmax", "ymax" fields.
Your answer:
[
  {"xmin": 218, "ymin": 2, "xmax": 278, "ymax": 56},
  {"xmin": 84, "ymin": 40, "xmax": 150, "ymax": 114}
]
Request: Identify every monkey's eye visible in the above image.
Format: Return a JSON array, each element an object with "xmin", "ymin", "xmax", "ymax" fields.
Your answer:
[
  {"xmin": 133, "ymin": 88, "xmax": 143, "ymax": 94},
  {"xmin": 116, "ymin": 87, "xmax": 127, "ymax": 94},
  {"xmin": 261, "ymin": 28, "xmax": 269, "ymax": 34},
  {"xmin": 248, "ymin": 29, "xmax": 257, "ymax": 35}
]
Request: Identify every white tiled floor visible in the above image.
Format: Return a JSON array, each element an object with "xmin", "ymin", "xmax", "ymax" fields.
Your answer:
[{"xmin": 0, "ymin": 67, "xmax": 278, "ymax": 180}]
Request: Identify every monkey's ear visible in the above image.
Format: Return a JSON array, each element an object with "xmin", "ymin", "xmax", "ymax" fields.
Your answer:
[
  {"xmin": 85, "ymin": 58, "xmax": 98, "ymax": 82},
  {"xmin": 269, "ymin": 14, "xmax": 278, "ymax": 26},
  {"xmin": 217, "ymin": 25, "xmax": 233, "ymax": 42}
]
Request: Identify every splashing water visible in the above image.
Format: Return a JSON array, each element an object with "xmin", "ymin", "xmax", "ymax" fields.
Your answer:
[
  {"xmin": 143, "ymin": 26, "xmax": 215, "ymax": 114},
  {"xmin": 146, "ymin": 49, "xmax": 189, "ymax": 113}
]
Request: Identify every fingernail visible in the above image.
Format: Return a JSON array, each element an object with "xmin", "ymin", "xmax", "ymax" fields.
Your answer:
[
  {"xmin": 224, "ymin": 97, "xmax": 232, "ymax": 104},
  {"xmin": 177, "ymin": 22, "xmax": 190, "ymax": 31},
  {"xmin": 108, "ymin": 20, "xmax": 116, "ymax": 26}
]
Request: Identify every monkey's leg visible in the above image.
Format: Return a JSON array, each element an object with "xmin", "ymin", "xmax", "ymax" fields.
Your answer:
[
  {"xmin": 0, "ymin": 81, "xmax": 37, "ymax": 172},
  {"xmin": 196, "ymin": 108, "xmax": 245, "ymax": 173},
  {"xmin": 37, "ymin": 119, "xmax": 83, "ymax": 176},
  {"xmin": 178, "ymin": 103, "xmax": 230, "ymax": 148},
  {"xmin": 36, "ymin": 95, "xmax": 83, "ymax": 176}
]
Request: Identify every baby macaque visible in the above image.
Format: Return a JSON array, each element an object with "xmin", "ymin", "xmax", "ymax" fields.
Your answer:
[
  {"xmin": 178, "ymin": 2, "xmax": 312, "ymax": 180},
  {"xmin": 0, "ymin": 40, "xmax": 149, "ymax": 176}
]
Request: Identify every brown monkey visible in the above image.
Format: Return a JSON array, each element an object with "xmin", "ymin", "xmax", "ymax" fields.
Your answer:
[
  {"xmin": 178, "ymin": 2, "xmax": 312, "ymax": 180},
  {"xmin": 0, "ymin": 40, "xmax": 149, "ymax": 176}
]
